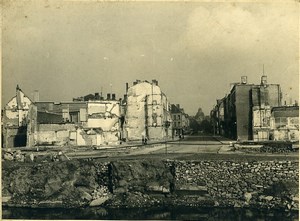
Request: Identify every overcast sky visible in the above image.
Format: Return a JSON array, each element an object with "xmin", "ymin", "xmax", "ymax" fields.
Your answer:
[{"xmin": 2, "ymin": 1, "xmax": 299, "ymax": 115}]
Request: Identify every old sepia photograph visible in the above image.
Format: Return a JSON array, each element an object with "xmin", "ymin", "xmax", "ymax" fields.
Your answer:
[{"xmin": 1, "ymin": 0, "xmax": 299, "ymax": 220}]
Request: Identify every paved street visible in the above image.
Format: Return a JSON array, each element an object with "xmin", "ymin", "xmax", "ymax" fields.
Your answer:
[
  {"xmin": 12, "ymin": 134, "xmax": 297, "ymax": 161},
  {"xmin": 144, "ymin": 135, "xmax": 233, "ymax": 155},
  {"xmin": 114, "ymin": 135, "xmax": 298, "ymax": 161}
]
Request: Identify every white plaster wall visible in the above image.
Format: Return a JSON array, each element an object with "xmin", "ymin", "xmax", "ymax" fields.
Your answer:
[
  {"xmin": 126, "ymin": 82, "xmax": 171, "ymax": 140},
  {"xmin": 86, "ymin": 118, "xmax": 119, "ymax": 131},
  {"xmin": 88, "ymin": 101, "xmax": 120, "ymax": 116},
  {"xmin": 76, "ymin": 129, "xmax": 87, "ymax": 146},
  {"xmin": 38, "ymin": 124, "xmax": 75, "ymax": 131}
]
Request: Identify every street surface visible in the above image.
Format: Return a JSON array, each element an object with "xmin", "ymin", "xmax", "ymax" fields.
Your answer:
[
  {"xmin": 64, "ymin": 135, "xmax": 298, "ymax": 161},
  {"xmin": 7, "ymin": 135, "xmax": 297, "ymax": 162}
]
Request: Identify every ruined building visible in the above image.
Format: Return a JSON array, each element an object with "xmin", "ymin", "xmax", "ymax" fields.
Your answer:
[
  {"xmin": 124, "ymin": 80, "xmax": 172, "ymax": 141},
  {"xmin": 2, "ymin": 86, "xmax": 33, "ymax": 147},
  {"xmin": 3, "ymin": 80, "xmax": 173, "ymax": 147},
  {"xmin": 270, "ymin": 106, "xmax": 299, "ymax": 141},
  {"xmin": 2, "ymin": 86, "xmax": 123, "ymax": 148},
  {"xmin": 211, "ymin": 76, "xmax": 282, "ymax": 141},
  {"xmin": 27, "ymin": 93, "xmax": 122, "ymax": 147}
]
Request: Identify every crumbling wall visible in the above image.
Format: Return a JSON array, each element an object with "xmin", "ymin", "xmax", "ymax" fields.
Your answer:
[
  {"xmin": 271, "ymin": 116, "xmax": 299, "ymax": 141},
  {"xmin": 3, "ymin": 127, "xmax": 27, "ymax": 148},
  {"xmin": 3, "ymin": 89, "xmax": 32, "ymax": 148},
  {"xmin": 84, "ymin": 101, "xmax": 121, "ymax": 145},
  {"xmin": 252, "ymin": 107, "xmax": 271, "ymax": 141},
  {"xmin": 147, "ymin": 127, "xmax": 164, "ymax": 140},
  {"xmin": 4, "ymin": 90, "xmax": 32, "ymax": 127},
  {"xmin": 125, "ymin": 82, "xmax": 171, "ymax": 141},
  {"xmin": 126, "ymin": 94, "xmax": 147, "ymax": 140},
  {"xmin": 34, "ymin": 124, "xmax": 76, "ymax": 146}
]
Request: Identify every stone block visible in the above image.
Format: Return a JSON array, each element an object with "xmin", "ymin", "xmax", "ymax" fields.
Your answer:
[{"xmin": 89, "ymin": 196, "xmax": 110, "ymax": 207}]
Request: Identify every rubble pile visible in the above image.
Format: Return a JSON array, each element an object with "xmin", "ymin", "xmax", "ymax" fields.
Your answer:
[
  {"xmin": 2, "ymin": 149, "xmax": 26, "ymax": 162},
  {"xmin": 2, "ymin": 160, "xmax": 111, "ymax": 208},
  {"xmin": 105, "ymin": 159, "xmax": 173, "ymax": 208},
  {"xmin": 260, "ymin": 144, "xmax": 294, "ymax": 153},
  {"xmin": 234, "ymin": 142, "xmax": 296, "ymax": 153},
  {"xmin": 174, "ymin": 160, "xmax": 299, "ymax": 210},
  {"xmin": 2, "ymin": 158, "xmax": 299, "ymax": 210},
  {"xmin": 2, "ymin": 149, "xmax": 73, "ymax": 163}
]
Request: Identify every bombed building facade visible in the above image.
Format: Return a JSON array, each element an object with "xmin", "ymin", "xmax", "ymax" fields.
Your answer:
[
  {"xmin": 2, "ymin": 80, "xmax": 175, "ymax": 148},
  {"xmin": 2, "ymin": 86, "xmax": 33, "ymax": 148},
  {"xmin": 2, "ymin": 87, "xmax": 123, "ymax": 148},
  {"xmin": 211, "ymin": 76, "xmax": 287, "ymax": 141},
  {"xmin": 124, "ymin": 80, "xmax": 172, "ymax": 141},
  {"xmin": 27, "ymin": 97, "xmax": 122, "ymax": 147},
  {"xmin": 270, "ymin": 106, "xmax": 299, "ymax": 141}
]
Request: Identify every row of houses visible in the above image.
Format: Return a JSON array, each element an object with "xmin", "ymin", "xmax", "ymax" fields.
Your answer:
[
  {"xmin": 170, "ymin": 104, "xmax": 190, "ymax": 137},
  {"xmin": 2, "ymin": 80, "xmax": 190, "ymax": 148},
  {"xmin": 210, "ymin": 75, "xmax": 299, "ymax": 142}
]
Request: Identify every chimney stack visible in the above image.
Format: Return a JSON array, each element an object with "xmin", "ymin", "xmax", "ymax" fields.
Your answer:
[
  {"xmin": 152, "ymin": 79, "xmax": 158, "ymax": 86},
  {"xmin": 176, "ymin": 104, "xmax": 180, "ymax": 108},
  {"xmin": 241, "ymin": 76, "xmax": 247, "ymax": 84},
  {"xmin": 95, "ymin": 92, "xmax": 100, "ymax": 100},
  {"xmin": 126, "ymin": 83, "xmax": 129, "ymax": 93},
  {"xmin": 261, "ymin": 75, "xmax": 267, "ymax": 86},
  {"xmin": 112, "ymin": 94, "xmax": 116, "ymax": 100},
  {"xmin": 107, "ymin": 93, "xmax": 111, "ymax": 100}
]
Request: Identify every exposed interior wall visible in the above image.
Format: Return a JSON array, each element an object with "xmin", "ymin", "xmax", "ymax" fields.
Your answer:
[
  {"xmin": 27, "ymin": 101, "xmax": 122, "ymax": 147},
  {"xmin": 271, "ymin": 116, "xmax": 299, "ymax": 141},
  {"xmin": 252, "ymin": 107, "xmax": 271, "ymax": 141},
  {"xmin": 125, "ymin": 82, "xmax": 172, "ymax": 141},
  {"xmin": 33, "ymin": 124, "xmax": 76, "ymax": 146},
  {"xmin": 3, "ymin": 89, "xmax": 32, "ymax": 148}
]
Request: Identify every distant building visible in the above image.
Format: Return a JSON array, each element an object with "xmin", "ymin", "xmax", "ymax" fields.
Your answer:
[
  {"xmin": 170, "ymin": 104, "xmax": 190, "ymax": 137},
  {"xmin": 270, "ymin": 106, "xmax": 299, "ymax": 142},
  {"xmin": 211, "ymin": 76, "xmax": 282, "ymax": 141},
  {"xmin": 2, "ymin": 86, "xmax": 33, "ymax": 148},
  {"xmin": 211, "ymin": 98, "xmax": 225, "ymax": 136},
  {"xmin": 124, "ymin": 80, "xmax": 172, "ymax": 141},
  {"xmin": 73, "ymin": 92, "xmax": 118, "ymax": 102}
]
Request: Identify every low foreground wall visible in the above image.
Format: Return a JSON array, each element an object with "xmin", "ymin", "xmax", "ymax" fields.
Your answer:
[{"xmin": 2, "ymin": 158, "xmax": 298, "ymax": 211}]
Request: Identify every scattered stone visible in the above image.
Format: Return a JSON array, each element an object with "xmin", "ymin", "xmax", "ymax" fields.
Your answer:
[
  {"xmin": 114, "ymin": 187, "xmax": 127, "ymax": 194},
  {"xmin": 81, "ymin": 191, "xmax": 93, "ymax": 201},
  {"xmin": 264, "ymin": 196, "xmax": 273, "ymax": 201},
  {"xmin": 89, "ymin": 196, "xmax": 110, "ymax": 207},
  {"xmin": 2, "ymin": 196, "xmax": 12, "ymax": 203},
  {"xmin": 244, "ymin": 192, "xmax": 252, "ymax": 203},
  {"xmin": 3, "ymin": 152, "xmax": 14, "ymax": 161},
  {"xmin": 29, "ymin": 153, "xmax": 35, "ymax": 162}
]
